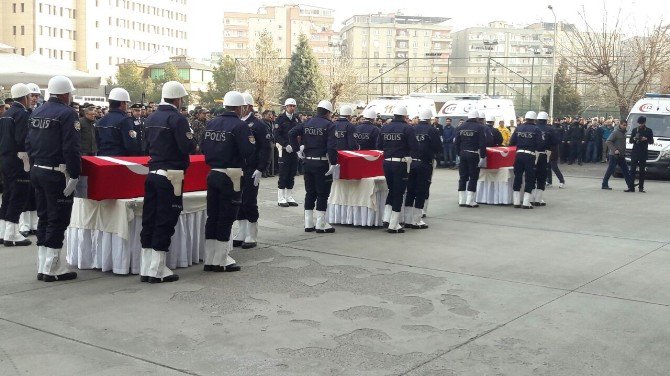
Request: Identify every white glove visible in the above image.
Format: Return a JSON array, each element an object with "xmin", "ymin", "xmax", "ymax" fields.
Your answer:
[
  {"xmin": 285, "ymin": 145, "xmax": 293, "ymax": 153},
  {"xmin": 252, "ymin": 169, "xmax": 262, "ymax": 187},
  {"xmin": 63, "ymin": 178, "xmax": 79, "ymax": 197},
  {"xmin": 325, "ymin": 164, "xmax": 340, "ymax": 177},
  {"xmin": 478, "ymin": 157, "xmax": 487, "ymax": 168},
  {"xmin": 297, "ymin": 150, "xmax": 305, "ymax": 160},
  {"xmin": 17, "ymin": 152, "xmax": 30, "ymax": 172}
]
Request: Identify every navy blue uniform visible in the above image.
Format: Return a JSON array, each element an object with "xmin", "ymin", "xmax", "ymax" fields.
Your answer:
[
  {"xmin": 289, "ymin": 115, "xmax": 335, "ymax": 211},
  {"xmin": 95, "ymin": 108, "xmax": 139, "ymax": 156},
  {"xmin": 332, "ymin": 117, "xmax": 357, "ymax": 151},
  {"xmin": 140, "ymin": 104, "xmax": 195, "ymax": 252},
  {"xmin": 535, "ymin": 120, "xmax": 556, "ymax": 191},
  {"xmin": 201, "ymin": 111, "xmax": 255, "ymax": 241},
  {"xmin": 25, "ymin": 97, "xmax": 81, "ymax": 249},
  {"xmin": 377, "ymin": 121, "xmax": 419, "ymax": 212},
  {"xmin": 454, "ymin": 120, "xmax": 486, "ymax": 192},
  {"xmin": 353, "ymin": 120, "xmax": 380, "ymax": 150},
  {"xmin": 630, "ymin": 126, "xmax": 654, "ymax": 191},
  {"xmin": 510, "ymin": 122, "xmax": 541, "ymax": 193},
  {"xmin": 237, "ymin": 112, "xmax": 270, "ymax": 223},
  {"xmin": 273, "ymin": 112, "xmax": 299, "ymax": 190},
  {"xmin": 0, "ymin": 102, "xmax": 32, "ymax": 225},
  {"xmin": 405, "ymin": 121, "xmax": 442, "ymax": 210},
  {"xmin": 132, "ymin": 115, "xmax": 147, "ymax": 155}
]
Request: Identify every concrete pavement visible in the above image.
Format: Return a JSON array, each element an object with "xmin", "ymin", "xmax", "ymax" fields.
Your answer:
[{"xmin": 1, "ymin": 164, "xmax": 669, "ymax": 375}]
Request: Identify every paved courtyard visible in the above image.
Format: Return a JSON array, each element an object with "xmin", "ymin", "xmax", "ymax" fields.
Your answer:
[{"xmin": 1, "ymin": 163, "xmax": 669, "ymax": 375}]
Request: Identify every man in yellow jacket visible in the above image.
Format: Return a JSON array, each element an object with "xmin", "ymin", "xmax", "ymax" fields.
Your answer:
[{"xmin": 497, "ymin": 120, "xmax": 511, "ymax": 146}]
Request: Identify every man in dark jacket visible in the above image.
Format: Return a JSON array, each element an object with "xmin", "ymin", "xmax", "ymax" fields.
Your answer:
[
  {"xmin": 79, "ymin": 106, "xmax": 97, "ymax": 155},
  {"xmin": 442, "ymin": 118, "xmax": 455, "ymax": 168},
  {"xmin": 566, "ymin": 119, "xmax": 585, "ymax": 165},
  {"xmin": 629, "ymin": 116, "xmax": 654, "ymax": 192}
]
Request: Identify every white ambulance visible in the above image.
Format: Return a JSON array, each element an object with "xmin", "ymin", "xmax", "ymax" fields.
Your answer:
[
  {"xmin": 363, "ymin": 96, "xmax": 437, "ymax": 120},
  {"xmin": 437, "ymin": 95, "xmax": 516, "ymax": 127},
  {"xmin": 625, "ymin": 94, "xmax": 670, "ymax": 176}
]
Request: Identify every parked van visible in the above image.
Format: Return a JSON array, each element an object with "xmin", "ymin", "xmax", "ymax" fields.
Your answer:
[
  {"xmin": 625, "ymin": 93, "xmax": 670, "ymax": 176},
  {"xmin": 437, "ymin": 95, "xmax": 516, "ymax": 127},
  {"xmin": 73, "ymin": 95, "xmax": 107, "ymax": 107},
  {"xmin": 363, "ymin": 96, "xmax": 436, "ymax": 120}
]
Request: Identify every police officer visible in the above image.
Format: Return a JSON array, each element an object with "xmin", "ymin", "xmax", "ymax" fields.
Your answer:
[
  {"xmin": 404, "ymin": 108, "xmax": 442, "ymax": 229},
  {"xmin": 201, "ymin": 91, "xmax": 255, "ymax": 272},
  {"xmin": 19, "ymin": 83, "xmax": 42, "ymax": 238},
  {"xmin": 0, "ymin": 83, "xmax": 33, "ymax": 246},
  {"xmin": 532, "ymin": 111, "xmax": 556, "ymax": 206},
  {"xmin": 26, "ymin": 76, "xmax": 80, "ymax": 282},
  {"xmin": 354, "ymin": 108, "xmax": 380, "ymax": 150},
  {"xmin": 454, "ymin": 109, "xmax": 486, "ymax": 208},
  {"xmin": 332, "ymin": 105, "xmax": 357, "ymax": 151},
  {"xmin": 274, "ymin": 98, "xmax": 300, "ymax": 207},
  {"xmin": 232, "ymin": 92, "xmax": 269, "ymax": 249},
  {"xmin": 95, "ymin": 88, "xmax": 139, "ymax": 156},
  {"xmin": 139, "ymin": 81, "xmax": 195, "ymax": 283},
  {"xmin": 130, "ymin": 103, "xmax": 147, "ymax": 155},
  {"xmin": 510, "ymin": 111, "xmax": 541, "ymax": 209},
  {"xmin": 629, "ymin": 115, "xmax": 654, "ymax": 193},
  {"xmin": 378, "ymin": 106, "xmax": 419, "ymax": 233},
  {"xmin": 485, "ymin": 114, "xmax": 504, "ymax": 146},
  {"xmin": 289, "ymin": 100, "xmax": 337, "ymax": 233}
]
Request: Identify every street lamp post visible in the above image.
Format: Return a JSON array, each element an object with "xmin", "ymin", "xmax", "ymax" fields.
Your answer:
[
  {"xmin": 484, "ymin": 40, "xmax": 498, "ymax": 95},
  {"xmin": 548, "ymin": 5, "xmax": 557, "ymax": 120}
]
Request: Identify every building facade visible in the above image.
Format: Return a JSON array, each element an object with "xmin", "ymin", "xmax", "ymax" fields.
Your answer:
[{"xmin": 1, "ymin": 0, "xmax": 188, "ymax": 79}]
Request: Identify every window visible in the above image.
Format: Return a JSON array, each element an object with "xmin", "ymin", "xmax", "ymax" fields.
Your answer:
[
  {"xmin": 21, "ymin": 25, "xmax": 24, "ymax": 35},
  {"xmin": 12, "ymin": 3, "xmax": 16, "ymax": 13},
  {"xmin": 12, "ymin": 26, "xmax": 16, "ymax": 35},
  {"xmin": 21, "ymin": 3, "xmax": 25, "ymax": 12},
  {"xmin": 21, "ymin": 48, "xmax": 25, "ymax": 55},
  {"xmin": 39, "ymin": 26, "xmax": 43, "ymax": 35}
]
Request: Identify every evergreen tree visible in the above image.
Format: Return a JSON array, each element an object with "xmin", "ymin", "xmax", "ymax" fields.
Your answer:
[
  {"xmin": 542, "ymin": 59, "xmax": 582, "ymax": 118},
  {"xmin": 281, "ymin": 34, "xmax": 325, "ymax": 113},
  {"xmin": 199, "ymin": 55, "xmax": 236, "ymax": 107},
  {"xmin": 113, "ymin": 61, "xmax": 153, "ymax": 103}
]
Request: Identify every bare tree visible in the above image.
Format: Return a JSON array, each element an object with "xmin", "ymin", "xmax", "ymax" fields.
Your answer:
[
  {"xmin": 236, "ymin": 30, "xmax": 285, "ymax": 111},
  {"xmin": 324, "ymin": 57, "xmax": 362, "ymax": 109},
  {"xmin": 561, "ymin": 7, "xmax": 670, "ymax": 117}
]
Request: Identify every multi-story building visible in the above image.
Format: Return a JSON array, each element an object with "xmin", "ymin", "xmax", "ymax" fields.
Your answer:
[
  {"xmin": 339, "ymin": 13, "xmax": 452, "ymax": 97},
  {"xmin": 222, "ymin": 4, "xmax": 337, "ymax": 62},
  {"xmin": 1, "ymin": 0, "xmax": 188, "ymax": 80}
]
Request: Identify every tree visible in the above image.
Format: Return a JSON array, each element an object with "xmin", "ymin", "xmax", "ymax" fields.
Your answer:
[
  {"xmin": 148, "ymin": 62, "xmax": 182, "ymax": 103},
  {"xmin": 236, "ymin": 30, "xmax": 285, "ymax": 111},
  {"xmin": 281, "ymin": 34, "xmax": 326, "ymax": 113},
  {"xmin": 113, "ymin": 61, "xmax": 153, "ymax": 103},
  {"xmin": 324, "ymin": 57, "xmax": 361, "ymax": 109},
  {"xmin": 199, "ymin": 55, "xmax": 236, "ymax": 107},
  {"xmin": 541, "ymin": 59, "xmax": 582, "ymax": 117},
  {"xmin": 562, "ymin": 7, "xmax": 670, "ymax": 117}
]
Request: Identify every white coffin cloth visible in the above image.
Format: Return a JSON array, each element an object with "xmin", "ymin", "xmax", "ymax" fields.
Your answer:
[
  {"xmin": 66, "ymin": 191, "xmax": 207, "ymax": 274},
  {"xmin": 327, "ymin": 177, "xmax": 388, "ymax": 227},
  {"xmin": 476, "ymin": 167, "xmax": 514, "ymax": 205}
]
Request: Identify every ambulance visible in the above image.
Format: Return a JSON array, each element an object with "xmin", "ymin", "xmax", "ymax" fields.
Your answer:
[
  {"xmin": 363, "ymin": 96, "xmax": 437, "ymax": 120},
  {"xmin": 436, "ymin": 95, "xmax": 516, "ymax": 127},
  {"xmin": 625, "ymin": 93, "xmax": 670, "ymax": 176}
]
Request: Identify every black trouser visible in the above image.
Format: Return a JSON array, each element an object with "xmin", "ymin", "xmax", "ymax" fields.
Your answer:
[
  {"xmin": 237, "ymin": 168, "xmax": 259, "ymax": 223},
  {"xmin": 546, "ymin": 160, "xmax": 564, "ymax": 184},
  {"xmin": 23, "ymin": 183, "xmax": 36, "ymax": 211},
  {"xmin": 630, "ymin": 153, "xmax": 647, "ymax": 189},
  {"xmin": 535, "ymin": 153, "xmax": 548, "ymax": 191},
  {"xmin": 405, "ymin": 162, "xmax": 432, "ymax": 209},
  {"xmin": 560, "ymin": 142, "xmax": 569, "ymax": 163},
  {"xmin": 31, "ymin": 167, "xmax": 73, "ymax": 249},
  {"xmin": 140, "ymin": 173, "xmax": 183, "ymax": 252},
  {"xmin": 569, "ymin": 142, "xmax": 582, "ymax": 163},
  {"xmin": 513, "ymin": 153, "xmax": 536, "ymax": 193},
  {"xmin": 0, "ymin": 157, "xmax": 31, "ymax": 224},
  {"xmin": 458, "ymin": 152, "xmax": 480, "ymax": 192},
  {"xmin": 602, "ymin": 155, "xmax": 634, "ymax": 189},
  {"xmin": 205, "ymin": 170, "xmax": 241, "ymax": 241},
  {"xmin": 278, "ymin": 151, "xmax": 298, "ymax": 189},
  {"xmin": 384, "ymin": 161, "xmax": 409, "ymax": 212},
  {"xmin": 303, "ymin": 160, "xmax": 332, "ymax": 211}
]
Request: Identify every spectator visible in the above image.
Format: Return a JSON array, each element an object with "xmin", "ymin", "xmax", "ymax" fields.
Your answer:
[
  {"xmin": 629, "ymin": 116, "xmax": 654, "ymax": 192},
  {"xmin": 79, "ymin": 106, "xmax": 98, "ymax": 156},
  {"xmin": 600, "ymin": 120, "xmax": 614, "ymax": 162},
  {"xmin": 442, "ymin": 117, "xmax": 456, "ymax": 168},
  {"xmin": 602, "ymin": 120, "xmax": 635, "ymax": 191},
  {"xmin": 190, "ymin": 109, "xmax": 208, "ymax": 154},
  {"xmin": 497, "ymin": 120, "xmax": 511, "ymax": 146}
]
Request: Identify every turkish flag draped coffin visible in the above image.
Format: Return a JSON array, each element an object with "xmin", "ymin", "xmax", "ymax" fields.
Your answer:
[
  {"xmin": 75, "ymin": 155, "xmax": 210, "ymax": 200},
  {"xmin": 337, "ymin": 150, "xmax": 384, "ymax": 180},
  {"xmin": 485, "ymin": 146, "xmax": 517, "ymax": 169}
]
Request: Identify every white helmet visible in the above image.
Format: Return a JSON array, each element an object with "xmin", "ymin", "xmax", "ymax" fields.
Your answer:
[
  {"xmin": 485, "ymin": 114, "xmax": 496, "ymax": 122},
  {"xmin": 467, "ymin": 109, "xmax": 479, "ymax": 119},
  {"xmin": 537, "ymin": 111, "xmax": 549, "ymax": 120},
  {"xmin": 339, "ymin": 105, "xmax": 353, "ymax": 116},
  {"xmin": 419, "ymin": 108, "xmax": 433, "ymax": 121},
  {"xmin": 10, "ymin": 83, "xmax": 31, "ymax": 99},
  {"xmin": 317, "ymin": 100, "xmax": 333, "ymax": 113},
  {"xmin": 242, "ymin": 92, "xmax": 254, "ymax": 106},
  {"xmin": 524, "ymin": 111, "xmax": 538, "ymax": 120},
  {"xmin": 161, "ymin": 81, "xmax": 187, "ymax": 99},
  {"xmin": 26, "ymin": 83, "xmax": 40, "ymax": 94},
  {"xmin": 284, "ymin": 98, "xmax": 297, "ymax": 106},
  {"xmin": 478, "ymin": 110, "xmax": 487, "ymax": 119},
  {"xmin": 362, "ymin": 108, "xmax": 377, "ymax": 120},
  {"xmin": 222, "ymin": 91, "xmax": 245, "ymax": 107},
  {"xmin": 393, "ymin": 106, "xmax": 408, "ymax": 116},
  {"xmin": 108, "ymin": 87, "xmax": 131, "ymax": 102},
  {"xmin": 47, "ymin": 75, "xmax": 75, "ymax": 95}
]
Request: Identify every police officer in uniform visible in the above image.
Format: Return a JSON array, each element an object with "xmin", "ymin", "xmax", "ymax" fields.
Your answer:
[
  {"xmin": 629, "ymin": 116, "xmax": 654, "ymax": 193},
  {"xmin": 332, "ymin": 105, "xmax": 357, "ymax": 151},
  {"xmin": 485, "ymin": 114, "xmax": 504, "ymax": 146},
  {"xmin": 95, "ymin": 88, "xmax": 139, "ymax": 156},
  {"xmin": 378, "ymin": 106, "xmax": 419, "ymax": 233},
  {"xmin": 201, "ymin": 91, "xmax": 255, "ymax": 272},
  {"xmin": 532, "ymin": 111, "xmax": 555, "ymax": 206},
  {"xmin": 26, "ymin": 76, "xmax": 80, "ymax": 282},
  {"xmin": 130, "ymin": 103, "xmax": 147, "ymax": 155},
  {"xmin": 139, "ymin": 81, "xmax": 195, "ymax": 283},
  {"xmin": 404, "ymin": 108, "xmax": 442, "ymax": 229},
  {"xmin": 0, "ymin": 83, "xmax": 33, "ymax": 246},
  {"xmin": 18, "ymin": 83, "xmax": 42, "ymax": 238},
  {"xmin": 232, "ymin": 93, "xmax": 269, "ymax": 249},
  {"xmin": 289, "ymin": 100, "xmax": 337, "ymax": 233},
  {"xmin": 454, "ymin": 109, "xmax": 486, "ymax": 208},
  {"xmin": 510, "ymin": 111, "xmax": 541, "ymax": 209},
  {"xmin": 274, "ymin": 98, "xmax": 300, "ymax": 207},
  {"xmin": 353, "ymin": 108, "xmax": 380, "ymax": 150}
]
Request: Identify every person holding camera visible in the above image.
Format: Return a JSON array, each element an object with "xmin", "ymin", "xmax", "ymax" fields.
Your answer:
[
  {"xmin": 629, "ymin": 116, "xmax": 654, "ymax": 193},
  {"xmin": 601, "ymin": 119, "xmax": 635, "ymax": 192}
]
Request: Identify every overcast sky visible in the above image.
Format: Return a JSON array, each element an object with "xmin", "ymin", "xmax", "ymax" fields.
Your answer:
[{"xmin": 187, "ymin": 0, "xmax": 669, "ymax": 59}]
